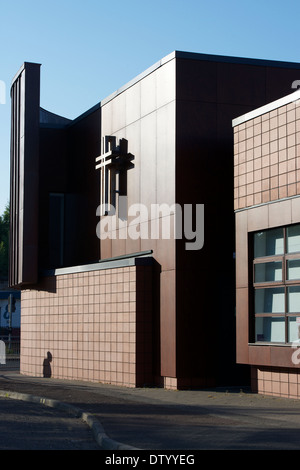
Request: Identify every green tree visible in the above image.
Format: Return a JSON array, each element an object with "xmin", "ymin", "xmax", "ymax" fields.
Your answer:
[{"xmin": 0, "ymin": 203, "xmax": 9, "ymax": 278}]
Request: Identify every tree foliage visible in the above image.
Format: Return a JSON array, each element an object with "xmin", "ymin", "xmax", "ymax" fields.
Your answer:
[{"xmin": 0, "ymin": 203, "xmax": 9, "ymax": 278}]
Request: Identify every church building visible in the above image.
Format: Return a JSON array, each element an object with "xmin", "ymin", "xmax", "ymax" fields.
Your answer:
[{"xmin": 9, "ymin": 51, "xmax": 300, "ymax": 389}]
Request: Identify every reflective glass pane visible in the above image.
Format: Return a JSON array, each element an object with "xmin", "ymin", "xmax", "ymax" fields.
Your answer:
[
  {"xmin": 255, "ymin": 316, "xmax": 285, "ymax": 342},
  {"xmin": 287, "ymin": 259, "xmax": 300, "ymax": 280},
  {"xmin": 288, "ymin": 286, "xmax": 300, "ymax": 313},
  {"xmin": 255, "ymin": 288, "xmax": 285, "ymax": 313},
  {"xmin": 254, "ymin": 228, "xmax": 284, "ymax": 258},
  {"xmin": 287, "ymin": 225, "xmax": 300, "ymax": 253},
  {"xmin": 288, "ymin": 317, "xmax": 300, "ymax": 343},
  {"xmin": 254, "ymin": 262, "xmax": 282, "ymax": 283}
]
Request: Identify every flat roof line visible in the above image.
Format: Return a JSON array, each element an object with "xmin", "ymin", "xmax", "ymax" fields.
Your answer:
[
  {"xmin": 18, "ymin": 51, "xmax": 300, "ymax": 127},
  {"xmin": 100, "ymin": 51, "xmax": 300, "ymax": 109},
  {"xmin": 174, "ymin": 50, "xmax": 300, "ymax": 68},
  {"xmin": 41, "ymin": 250, "xmax": 153, "ymax": 277},
  {"xmin": 232, "ymin": 88, "xmax": 300, "ymax": 127}
]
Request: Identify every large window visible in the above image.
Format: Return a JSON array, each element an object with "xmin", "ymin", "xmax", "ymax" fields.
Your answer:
[{"xmin": 253, "ymin": 224, "xmax": 300, "ymax": 343}]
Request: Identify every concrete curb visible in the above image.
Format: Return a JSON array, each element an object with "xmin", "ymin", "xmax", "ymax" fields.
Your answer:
[{"xmin": 0, "ymin": 389, "xmax": 139, "ymax": 450}]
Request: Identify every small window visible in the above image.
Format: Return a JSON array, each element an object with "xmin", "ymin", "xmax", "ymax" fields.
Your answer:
[
  {"xmin": 254, "ymin": 287, "xmax": 285, "ymax": 314},
  {"xmin": 287, "ymin": 225, "xmax": 300, "ymax": 253},
  {"xmin": 255, "ymin": 316, "xmax": 286, "ymax": 343},
  {"xmin": 254, "ymin": 262, "xmax": 282, "ymax": 283},
  {"xmin": 286, "ymin": 259, "xmax": 300, "ymax": 280},
  {"xmin": 254, "ymin": 228, "xmax": 284, "ymax": 258}
]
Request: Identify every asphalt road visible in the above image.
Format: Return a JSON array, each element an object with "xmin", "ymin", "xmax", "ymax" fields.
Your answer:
[
  {"xmin": 0, "ymin": 395, "xmax": 100, "ymax": 450},
  {"xmin": 3, "ymin": 361, "xmax": 300, "ymax": 451}
]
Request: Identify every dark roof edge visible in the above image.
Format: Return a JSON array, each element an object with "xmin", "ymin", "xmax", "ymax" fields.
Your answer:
[
  {"xmin": 174, "ymin": 50, "xmax": 300, "ymax": 69},
  {"xmin": 40, "ymin": 107, "xmax": 72, "ymax": 129},
  {"xmin": 40, "ymin": 51, "xmax": 300, "ymax": 127},
  {"xmin": 11, "ymin": 61, "xmax": 41, "ymax": 88},
  {"xmin": 66, "ymin": 102, "xmax": 101, "ymax": 127},
  {"xmin": 72, "ymin": 51, "xmax": 300, "ymax": 123}
]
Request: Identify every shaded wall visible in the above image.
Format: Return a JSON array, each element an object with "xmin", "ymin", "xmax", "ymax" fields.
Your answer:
[
  {"xmin": 9, "ymin": 62, "xmax": 40, "ymax": 287},
  {"xmin": 38, "ymin": 107, "xmax": 101, "ymax": 270},
  {"xmin": 65, "ymin": 108, "xmax": 101, "ymax": 266},
  {"xmin": 175, "ymin": 57, "xmax": 300, "ymax": 387}
]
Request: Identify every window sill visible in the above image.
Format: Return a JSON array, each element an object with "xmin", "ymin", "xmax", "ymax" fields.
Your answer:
[{"xmin": 249, "ymin": 342, "xmax": 294, "ymax": 347}]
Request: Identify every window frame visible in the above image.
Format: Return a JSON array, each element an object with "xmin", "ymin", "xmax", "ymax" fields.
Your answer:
[{"xmin": 252, "ymin": 224, "xmax": 300, "ymax": 344}]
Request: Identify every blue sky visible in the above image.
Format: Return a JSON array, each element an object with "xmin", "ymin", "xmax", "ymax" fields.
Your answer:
[{"xmin": 1, "ymin": 0, "xmax": 300, "ymax": 215}]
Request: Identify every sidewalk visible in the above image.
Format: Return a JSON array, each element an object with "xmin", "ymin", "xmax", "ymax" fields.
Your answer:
[{"xmin": 1, "ymin": 361, "xmax": 300, "ymax": 450}]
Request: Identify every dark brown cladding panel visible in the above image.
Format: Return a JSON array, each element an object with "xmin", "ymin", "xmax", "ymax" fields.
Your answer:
[{"xmin": 9, "ymin": 62, "xmax": 40, "ymax": 287}]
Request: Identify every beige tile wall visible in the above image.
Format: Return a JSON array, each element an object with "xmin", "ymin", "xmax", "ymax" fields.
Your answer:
[
  {"xmin": 252, "ymin": 366, "xmax": 300, "ymax": 399},
  {"xmin": 234, "ymin": 100, "xmax": 300, "ymax": 211},
  {"xmin": 20, "ymin": 265, "xmax": 153, "ymax": 387}
]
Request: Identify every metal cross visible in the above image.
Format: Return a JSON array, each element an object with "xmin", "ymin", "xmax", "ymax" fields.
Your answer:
[{"xmin": 95, "ymin": 136, "xmax": 133, "ymax": 216}]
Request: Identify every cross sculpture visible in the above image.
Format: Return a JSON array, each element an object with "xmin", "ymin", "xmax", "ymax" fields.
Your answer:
[{"xmin": 95, "ymin": 136, "xmax": 134, "ymax": 216}]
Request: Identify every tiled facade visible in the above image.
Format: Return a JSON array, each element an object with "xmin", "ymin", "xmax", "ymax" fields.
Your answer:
[
  {"xmin": 234, "ymin": 90, "xmax": 300, "ymax": 399},
  {"xmin": 252, "ymin": 367, "xmax": 300, "ymax": 399},
  {"xmin": 234, "ymin": 99, "xmax": 300, "ymax": 211},
  {"xmin": 20, "ymin": 264, "xmax": 153, "ymax": 387}
]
